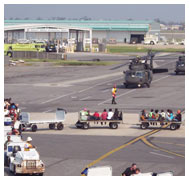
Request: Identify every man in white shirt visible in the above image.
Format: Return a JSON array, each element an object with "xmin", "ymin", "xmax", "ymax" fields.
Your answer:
[{"xmin": 107, "ymin": 109, "xmax": 114, "ymax": 120}]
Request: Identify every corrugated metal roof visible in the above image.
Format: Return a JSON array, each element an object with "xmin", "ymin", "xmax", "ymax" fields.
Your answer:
[{"xmin": 4, "ymin": 20, "xmax": 150, "ymax": 31}]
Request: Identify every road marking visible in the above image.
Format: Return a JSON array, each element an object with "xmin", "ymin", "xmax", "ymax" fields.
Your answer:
[
  {"xmin": 141, "ymin": 137, "xmax": 184, "ymax": 158},
  {"xmin": 81, "ymin": 123, "xmax": 170, "ymax": 173},
  {"xmin": 98, "ymin": 89, "xmax": 136, "ymax": 105},
  {"xmin": 43, "ymin": 109, "xmax": 52, "ymax": 113},
  {"xmin": 150, "ymin": 152, "xmax": 174, "ymax": 159},
  {"xmin": 80, "ymin": 96, "xmax": 91, "ymax": 101},
  {"xmin": 78, "ymin": 77, "xmax": 122, "ymax": 93},
  {"xmin": 151, "ymin": 140, "xmax": 185, "ymax": 147},
  {"xmin": 102, "ymin": 89, "xmax": 110, "ymax": 93},
  {"xmin": 40, "ymin": 92, "xmax": 76, "ymax": 104},
  {"xmin": 98, "ymin": 75, "xmax": 170, "ymax": 106}
]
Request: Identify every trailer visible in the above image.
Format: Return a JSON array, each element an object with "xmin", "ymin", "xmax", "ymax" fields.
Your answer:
[
  {"xmin": 138, "ymin": 119, "xmax": 182, "ymax": 130},
  {"xmin": 20, "ymin": 108, "xmax": 66, "ymax": 132}
]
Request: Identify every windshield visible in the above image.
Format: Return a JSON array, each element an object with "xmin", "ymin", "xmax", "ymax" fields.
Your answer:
[{"xmin": 135, "ymin": 71, "xmax": 144, "ymax": 77}]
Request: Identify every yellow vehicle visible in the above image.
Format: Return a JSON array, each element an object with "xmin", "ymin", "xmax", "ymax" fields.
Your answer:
[{"xmin": 4, "ymin": 43, "xmax": 46, "ymax": 57}]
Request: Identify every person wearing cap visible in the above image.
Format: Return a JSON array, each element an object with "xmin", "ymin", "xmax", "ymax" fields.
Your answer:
[
  {"xmin": 24, "ymin": 137, "xmax": 34, "ymax": 151},
  {"xmin": 175, "ymin": 109, "xmax": 182, "ymax": 122},
  {"xmin": 112, "ymin": 84, "xmax": 117, "ymax": 104}
]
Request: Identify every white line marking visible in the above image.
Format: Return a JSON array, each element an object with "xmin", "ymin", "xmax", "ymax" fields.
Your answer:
[
  {"xmin": 43, "ymin": 109, "xmax": 52, "ymax": 113},
  {"xmin": 98, "ymin": 75, "xmax": 171, "ymax": 106},
  {"xmin": 80, "ymin": 96, "xmax": 91, "ymax": 101},
  {"xmin": 40, "ymin": 92, "xmax": 76, "ymax": 104},
  {"xmin": 102, "ymin": 89, "xmax": 110, "ymax": 93},
  {"xmin": 98, "ymin": 89, "xmax": 136, "ymax": 105},
  {"xmin": 150, "ymin": 152, "xmax": 174, "ymax": 159},
  {"xmin": 152, "ymin": 75, "xmax": 170, "ymax": 83},
  {"xmin": 78, "ymin": 77, "xmax": 122, "ymax": 93}
]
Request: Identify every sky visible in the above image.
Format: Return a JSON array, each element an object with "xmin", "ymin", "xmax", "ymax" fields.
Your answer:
[{"xmin": 4, "ymin": 4, "xmax": 185, "ymax": 23}]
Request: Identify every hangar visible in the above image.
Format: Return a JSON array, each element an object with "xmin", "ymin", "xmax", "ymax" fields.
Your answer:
[{"xmin": 4, "ymin": 20, "xmax": 160, "ymax": 45}]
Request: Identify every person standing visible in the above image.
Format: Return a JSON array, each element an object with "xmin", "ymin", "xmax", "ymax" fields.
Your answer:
[{"xmin": 112, "ymin": 84, "xmax": 117, "ymax": 104}]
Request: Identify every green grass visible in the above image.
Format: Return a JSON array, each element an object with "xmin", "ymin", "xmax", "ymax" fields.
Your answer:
[
  {"xmin": 12, "ymin": 58, "xmax": 118, "ymax": 66},
  {"xmin": 106, "ymin": 46, "xmax": 185, "ymax": 53}
]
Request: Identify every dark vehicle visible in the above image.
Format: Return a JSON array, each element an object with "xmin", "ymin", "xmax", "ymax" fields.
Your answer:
[
  {"xmin": 45, "ymin": 44, "xmax": 56, "ymax": 52},
  {"xmin": 175, "ymin": 55, "xmax": 185, "ymax": 75},
  {"xmin": 123, "ymin": 51, "xmax": 168, "ymax": 88}
]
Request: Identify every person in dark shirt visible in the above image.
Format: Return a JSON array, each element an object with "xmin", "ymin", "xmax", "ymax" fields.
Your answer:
[
  {"xmin": 122, "ymin": 163, "xmax": 137, "ymax": 176},
  {"xmin": 175, "ymin": 109, "xmax": 182, "ymax": 122}
]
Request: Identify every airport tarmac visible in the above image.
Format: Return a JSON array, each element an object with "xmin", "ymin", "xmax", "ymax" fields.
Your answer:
[
  {"xmin": 4, "ymin": 52, "xmax": 185, "ymax": 113},
  {"xmin": 4, "ymin": 52, "xmax": 185, "ymax": 176}
]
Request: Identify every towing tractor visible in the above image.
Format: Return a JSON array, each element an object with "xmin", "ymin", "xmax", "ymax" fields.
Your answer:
[{"xmin": 9, "ymin": 148, "xmax": 45, "ymax": 176}]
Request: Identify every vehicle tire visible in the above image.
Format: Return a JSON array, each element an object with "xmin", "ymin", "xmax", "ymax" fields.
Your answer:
[
  {"xmin": 140, "ymin": 122, "xmax": 149, "ymax": 129},
  {"xmin": 110, "ymin": 123, "xmax": 118, "ymax": 129},
  {"xmin": 49, "ymin": 123, "xmax": 55, "ymax": 129},
  {"xmin": 150, "ymin": 41, "xmax": 155, "ymax": 45},
  {"xmin": 177, "ymin": 124, "xmax": 181, "ymax": 129},
  {"xmin": 124, "ymin": 83, "xmax": 128, "ymax": 88},
  {"xmin": 83, "ymin": 123, "xmax": 89, "ymax": 130},
  {"xmin": 31, "ymin": 125, "xmax": 38, "ymax": 132},
  {"xmin": 146, "ymin": 83, "xmax": 150, "ymax": 88},
  {"xmin": 7, "ymin": 51, "xmax": 12, "ymax": 57},
  {"xmin": 176, "ymin": 71, "xmax": 178, "ymax": 75},
  {"xmin": 170, "ymin": 123, "xmax": 177, "ymax": 130},
  {"xmin": 57, "ymin": 123, "xmax": 64, "ymax": 130}
]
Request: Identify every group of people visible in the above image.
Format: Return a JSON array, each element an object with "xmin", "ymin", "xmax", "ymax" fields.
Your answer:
[
  {"xmin": 140, "ymin": 109, "xmax": 182, "ymax": 122},
  {"xmin": 122, "ymin": 163, "xmax": 141, "ymax": 176},
  {"xmin": 4, "ymin": 98, "xmax": 21, "ymax": 135},
  {"xmin": 79, "ymin": 108, "xmax": 122, "ymax": 121}
]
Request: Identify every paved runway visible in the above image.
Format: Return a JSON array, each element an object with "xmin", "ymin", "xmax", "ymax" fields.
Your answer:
[
  {"xmin": 4, "ymin": 133, "xmax": 185, "ymax": 176},
  {"xmin": 4, "ymin": 52, "xmax": 185, "ymax": 176},
  {"xmin": 5, "ymin": 52, "xmax": 185, "ymax": 113}
]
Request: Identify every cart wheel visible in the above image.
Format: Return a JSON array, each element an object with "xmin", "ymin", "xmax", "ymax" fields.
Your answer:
[
  {"xmin": 110, "ymin": 123, "xmax": 118, "ymax": 129},
  {"xmin": 57, "ymin": 123, "xmax": 64, "ymax": 130},
  {"xmin": 170, "ymin": 123, "xmax": 177, "ymax": 130},
  {"xmin": 83, "ymin": 123, "xmax": 89, "ymax": 130},
  {"xmin": 140, "ymin": 122, "xmax": 149, "ymax": 129},
  {"xmin": 177, "ymin": 124, "xmax": 181, "ymax": 129},
  {"xmin": 49, "ymin": 123, "xmax": 55, "ymax": 129},
  {"xmin": 32, "ymin": 125, "xmax": 38, "ymax": 132}
]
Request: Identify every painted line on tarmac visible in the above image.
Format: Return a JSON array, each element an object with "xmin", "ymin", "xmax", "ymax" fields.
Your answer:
[
  {"xmin": 43, "ymin": 109, "xmax": 52, "ymax": 113},
  {"xmin": 80, "ymin": 96, "xmax": 91, "ymax": 101},
  {"xmin": 149, "ymin": 151, "xmax": 174, "ymax": 159},
  {"xmin": 81, "ymin": 123, "xmax": 170, "ymax": 173},
  {"xmin": 151, "ymin": 140, "xmax": 185, "ymax": 147},
  {"xmin": 98, "ymin": 75, "xmax": 170, "ymax": 106},
  {"xmin": 40, "ymin": 92, "xmax": 76, "ymax": 104},
  {"xmin": 141, "ymin": 137, "xmax": 184, "ymax": 158}
]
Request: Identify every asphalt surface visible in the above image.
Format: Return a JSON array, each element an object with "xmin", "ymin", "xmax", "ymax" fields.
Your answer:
[
  {"xmin": 5, "ymin": 52, "xmax": 185, "ymax": 113},
  {"xmin": 4, "ymin": 52, "xmax": 185, "ymax": 176},
  {"xmin": 4, "ymin": 134, "xmax": 185, "ymax": 176}
]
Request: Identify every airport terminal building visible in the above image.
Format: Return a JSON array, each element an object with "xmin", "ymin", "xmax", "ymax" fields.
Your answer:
[{"xmin": 4, "ymin": 20, "xmax": 160, "ymax": 44}]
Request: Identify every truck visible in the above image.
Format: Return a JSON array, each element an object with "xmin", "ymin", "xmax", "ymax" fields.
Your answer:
[
  {"xmin": 143, "ymin": 34, "xmax": 158, "ymax": 45},
  {"xmin": 4, "ymin": 43, "xmax": 46, "ymax": 57},
  {"xmin": 9, "ymin": 148, "xmax": 45, "ymax": 175}
]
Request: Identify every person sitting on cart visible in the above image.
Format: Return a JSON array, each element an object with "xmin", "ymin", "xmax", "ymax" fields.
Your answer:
[
  {"xmin": 80, "ymin": 108, "xmax": 88, "ymax": 121},
  {"xmin": 93, "ymin": 111, "xmax": 100, "ymax": 120},
  {"xmin": 155, "ymin": 110, "xmax": 160, "ymax": 120},
  {"xmin": 140, "ymin": 109, "xmax": 147, "ymax": 121},
  {"xmin": 101, "ymin": 109, "xmax": 108, "ymax": 120},
  {"xmin": 166, "ymin": 109, "xmax": 174, "ymax": 121},
  {"xmin": 148, "ymin": 109, "xmax": 155, "ymax": 120},
  {"xmin": 175, "ymin": 109, "xmax": 182, "ymax": 122},
  {"xmin": 107, "ymin": 109, "xmax": 114, "ymax": 120},
  {"xmin": 122, "ymin": 163, "xmax": 137, "ymax": 176},
  {"xmin": 113, "ymin": 108, "xmax": 119, "ymax": 120},
  {"xmin": 11, "ymin": 127, "xmax": 20, "ymax": 135}
]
